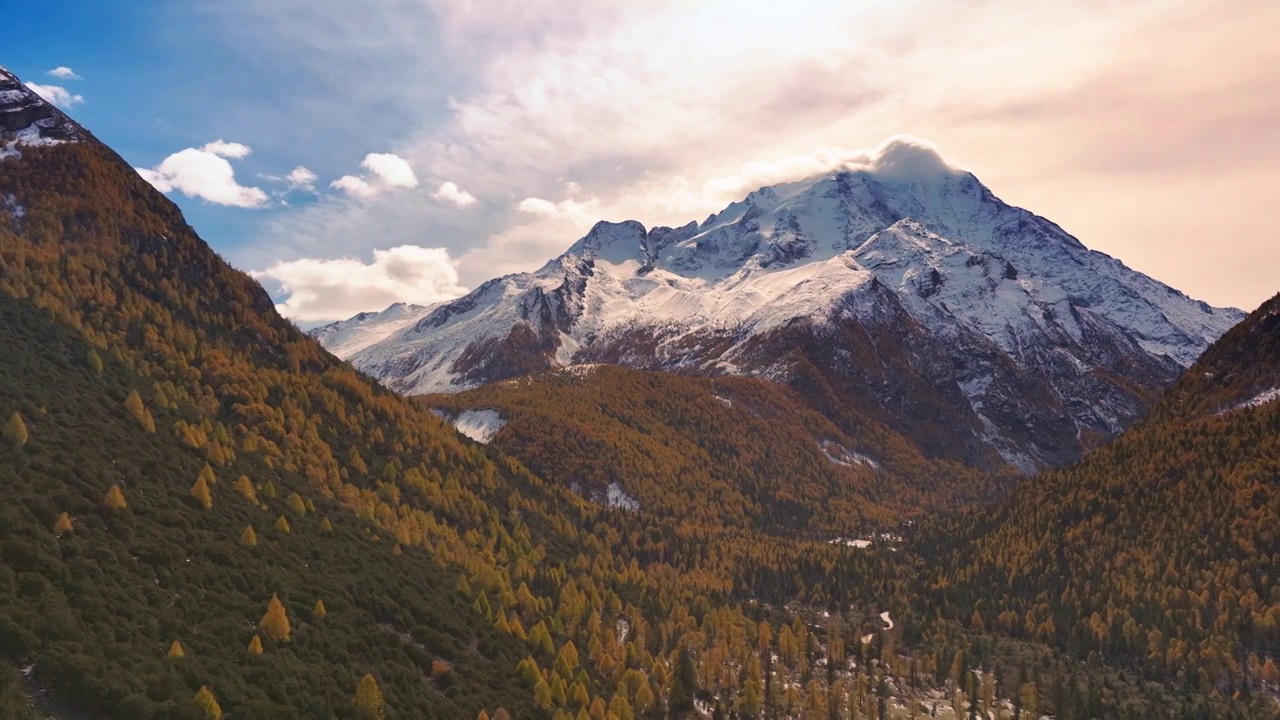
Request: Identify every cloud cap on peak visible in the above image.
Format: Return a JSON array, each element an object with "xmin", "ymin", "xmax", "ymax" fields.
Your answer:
[{"xmin": 705, "ymin": 135, "xmax": 963, "ymax": 201}]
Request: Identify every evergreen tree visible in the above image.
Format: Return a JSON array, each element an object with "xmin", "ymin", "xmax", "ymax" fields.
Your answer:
[
  {"xmin": 259, "ymin": 593, "xmax": 291, "ymax": 641},
  {"xmin": 668, "ymin": 647, "xmax": 698, "ymax": 715}
]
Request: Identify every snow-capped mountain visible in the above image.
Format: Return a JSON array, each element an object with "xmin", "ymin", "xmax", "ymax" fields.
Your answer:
[
  {"xmin": 314, "ymin": 138, "xmax": 1243, "ymax": 470},
  {"xmin": 308, "ymin": 302, "xmax": 436, "ymax": 358},
  {"xmin": 0, "ymin": 66, "xmax": 86, "ymax": 155}
]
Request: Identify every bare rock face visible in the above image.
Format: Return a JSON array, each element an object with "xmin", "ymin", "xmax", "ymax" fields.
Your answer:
[
  {"xmin": 314, "ymin": 141, "xmax": 1243, "ymax": 472},
  {"xmin": 0, "ymin": 67, "xmax": 85, "ymax": 145}
]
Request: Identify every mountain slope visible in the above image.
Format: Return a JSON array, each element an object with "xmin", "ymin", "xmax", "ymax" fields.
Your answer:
[
  {"xmin": 916, "ymin": 291, "xmax": 1280, "ymax": 712},
  {"xmin": 318, "ymin": 138, "xmax": 1241, "ymax": 471},
  {"xmin": 428, "ymin": 364, "xmax": 1009, "ymax": 537}
]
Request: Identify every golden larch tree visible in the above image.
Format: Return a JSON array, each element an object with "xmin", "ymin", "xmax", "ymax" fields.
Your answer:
[
  {"xmin": 353, "ymin": 673, "xmax": 385, "ymax": 720},
  {"xmin": 168, "ymin": 640, "xmax": 185, "ymax": 657},
  {"xmin": 52, "ymin": 512, "xmax": 73, "ymax": 536},
  {"xmin": 103, "ymin": 484, "xmax": 128, "ymax": 510},
  {"xmin": 190, "ymin": 475, "xmax": 213, "ymax": 510},
  {"xmin": 4, "ymin": 412, "xmax": 28, "ymax": 448},
  {"xmin": 239, "ymin": 525, "xmax": 257, "ymax": 547},
  {"xmin": 234, "ymin": 474, "xmax": 256, "ymax": 502},
  {"xmin": 123, "ymin": 390, "xmax": 156, "ymax": 433},
  {"xmin": 275, "ymin": 515, "xmax": 291, "ymax": 534},
  {"xmin": 312, "ymin": 599, "xmax": 327, "ymax": 620},
  {"xmin": 247, "ymin": 635, "xmax": 263, "ymax": 655},
  {"xmin": 193, "ymin": 685, "xmax": 222, "ymax": 719},
  {"xmin": 259, "ymin": 593, "xmax": 291, "ymax": 641}
]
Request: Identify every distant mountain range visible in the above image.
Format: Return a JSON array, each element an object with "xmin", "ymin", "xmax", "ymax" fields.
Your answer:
[{"xmin": 315, "ymin": 140, "xmax": 1242, "ymax": 470}]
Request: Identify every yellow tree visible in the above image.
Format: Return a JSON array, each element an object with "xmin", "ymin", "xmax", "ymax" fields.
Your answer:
[
  {"xmin": 234, "ymin": 475, "xmax": 257, "ymax": 502},
  {"xmin": 52, "ymin": 512, "xmax": 73, "ymax": 536},
  {"xmin": 353, "ymin": 674, "xmax": 385, "ymax": 720},
  {"xmin": 247, "ymin": 635, "xmax": 263, "ymax": 655},
  {"xmin": 313, "ymin": 599, "xmax": 327, "ymax": 620},
  {"xmin": 259, "ymin": 593, "xmax": 291, "ymax": 641},
  {"xmin": 168, "ymin": 640, "xmax": 185, "ymax": 657},
  {"xmin": 191, "ymin": 475, "xmax": 213, "ymax": 510},
  {"xmin": 275, "ymin": 515, "xmax": 291, "ymax": 534},
  {"xmin": 239, "ymin": 525, "xmax": 257, "ymax": 547},
  {"xmin": 4, "ymin": 412, "xmax": 27, "ymax": 448},
  {"xmin": 103, "ymin": 484, "xmax": 128, "ymax": 510},
  {"xmin": 193, "ymin": 686, "xmax": 222, "ymax": 719},
  {"xmin": 124, "ymin": 390, "xmax": 156, "ymax": 433}
]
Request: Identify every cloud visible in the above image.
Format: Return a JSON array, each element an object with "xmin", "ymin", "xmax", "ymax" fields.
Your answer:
[
  {"xmin": 250, "ymin": 245, "xmax": 467, "ymax": 321},
  {"xmin": 47, "ymin": 67, "xmax": 81, "ymax": 80},
  {"xmin": 703, "ymin": 136, "xmax": 960, "ymax": 200},
  {"xmin": 330, "ymin": 175, "xmax": 377, "ymax": 198},
  {"xmin": 135, "ymin": 143, "xmax": 268, "ymax": 208},
  {"xmin": 433, "ymin": 181, "xmax": 477, "ymax": 207},
  {"xmin": 286, "ymin": 166, "xmax": 317, "ymax": 190},
  {"xmin": 515, "ymin": 197, "xmax": 558, "ymax": 215},
  {"xmin": 362, "ymin": 153, "xmax": 418, "ymax": 188},
  {"xmin": 200, "ymin": 139, "xmax": 252, "ymax": 159},
  {"xmin": 330, "ymin": 153, "xmax": 418, "ymax": 198},
  {"xmin": 225, "ymin": 0, "xmax": 1280, "ymax": 311},
  {"xmin": 25, "ymin": 82, "xmax": 84, "ymax": 108}
]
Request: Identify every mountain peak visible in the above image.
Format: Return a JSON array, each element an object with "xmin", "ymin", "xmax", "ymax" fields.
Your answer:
[{"xmin": 0, "ymin": 66, "xmax": 85, "ymax": 153}]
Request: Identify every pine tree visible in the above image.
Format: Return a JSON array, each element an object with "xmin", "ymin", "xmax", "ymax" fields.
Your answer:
[
  {"xmin": 193, "ymin": 686, "xmax": 222, "ymax": 719},
  {"xmin": 168, "ymin": 640, "xmax": 185, "ymax": 657},
  {"xmin": 259, "ymin": 593, "xmax": 291, "ymax": 641},
  {"xmin": 247, "ymin": 635, "xmax": 263, "ymax": 654},
  {"xmin": 191, "ymin": 474, "xmax": 213, "ymax": 509},
  {"xmin": 354, "ymin": 674, "xmax": 385, "ymax": 720},
  {"xmin": 239, "ymin": 525, "xmax": 257, "ymax": 547},
  {"xmin": 313, "ymin": 599, "xmax": 327, "ymax": 620},
  {"xmin": 275, "ymin": 515, "xmax": 291, "ymax": 534},
  {"xmin": 669, "ymin": 647, "xmax": 697, "ymax": 715},
  {"xmin": 52, "ymin": 512, "xmax": 73, "ymax": 536},
  {"xmin": 4, "ymin": 412, "xmax": 28, "ymax": 448},
  {"xmin": 103, "ymin": 484, "xmax": 128, "ymax": 510}
]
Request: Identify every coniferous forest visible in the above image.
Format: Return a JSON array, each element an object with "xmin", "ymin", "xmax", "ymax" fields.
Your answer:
[{"xmin": 0, "ymin": 103, "xmax": 1277, "ymax": 718}]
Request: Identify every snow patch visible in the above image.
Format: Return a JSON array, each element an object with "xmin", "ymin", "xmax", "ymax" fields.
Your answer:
[
  {"xmin": 880, "ymin": 611, "xmax": 894, "ymax": 630},
  {"xmin": 819, "ymin": 440, "xmax": 880, "ymax": 469},
  {"xmin": 451, "ymin": 409, "xmax": 506, "ymax": 444},
  {"xmin": 1229, "ymin": 387, "xmax": 1280, "ymax": 413},
  {"xmin": 604, "ymin": 481, "xmax": 640, "ymax": 511}
]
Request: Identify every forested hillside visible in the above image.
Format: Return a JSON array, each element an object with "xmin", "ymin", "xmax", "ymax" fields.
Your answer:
[
  {"xmin": 916, "ymin": 293, "xmax": 1280, "ymax": 717},
  {"xmin": 429, "ymin": 365, "xmax": 1010, "ymax": 536}
]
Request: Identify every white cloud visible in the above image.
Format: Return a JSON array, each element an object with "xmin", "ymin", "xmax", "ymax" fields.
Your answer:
[
  {"xmin": 25, "ymin": 82, "xmax": 84, "ymax": 108},
  {"xmin": 516, "ymin": 197, "xmax": 558, "ymax": 215},
  {"xmin": 287, "ymin": 166, "xmax": 318, "ymax": 190},
  {"xmin": 433, "ymin": 181, "xmax": 477, "ymax": 207},
  {"xmin": 47, "ymin": 67, "xmax": 81, "ymax": 80},
  {"xmin": 330, "ymin": 153, "xmax": 418, "ymax": 198},
  {"xmin": 362, "ymin": 153, "xmax": 418, "ymax": 188},
  {"xmin": 251, "ymin": 245, "xmax": 467, "ymax": 321},
  {"xmin": 200, "ymin": 139, "xmax": 252, "ymax": 159},
  {"xmin": 228, "ymin": 0, "xmax": 1280, "ymax": 311},
  {"xmin": 330, "ymin": 175, "xmax": 377, "ymax": 198},
  {"xmin": 135, "ymin": 143, "xmax": 268, "ymax": 208}
]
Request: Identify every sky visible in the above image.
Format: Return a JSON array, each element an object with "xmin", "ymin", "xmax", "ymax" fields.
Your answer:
[{"xmin": 7, "ymin": 0, "xmax": 1279, "ymax": 322}]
